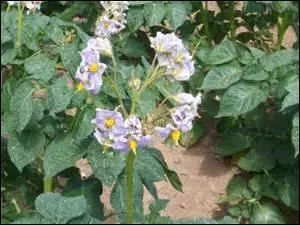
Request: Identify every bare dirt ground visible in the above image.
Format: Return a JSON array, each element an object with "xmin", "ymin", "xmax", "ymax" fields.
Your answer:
[{"xmin": 76, "ymin": 2, "xmax": 297, "ymax": 223}]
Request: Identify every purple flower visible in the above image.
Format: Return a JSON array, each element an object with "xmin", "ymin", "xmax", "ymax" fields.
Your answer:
[
  {"xmin": 94, "ymin": 128, "xmax": 113, "ymax": 147},
  {"xmin": 95, "ymin": 15, "xmax": 124, "ymax": 37},
  {"xmin": 124, "ymin": 115, "xmax": 142, "ymax": 136},
  {"xmin": 167, "ymin": 60, "xmax": 195, "ymax": 81},
  {"xmin": 150, "ymin": 32, "xmax": 182, "ymax": 54},
  {"xmin": 92, "ymin": 109, "xmax": 127, "ymax": 139},
  {"xmin": 155, "ymin": 124, "xmax": 181, "ymax": 143},
  {"xmin": 87, "ymin": 37, "xmax": 112, "ymax": 56},
  {"xmin": 171, "ymin": 105, "xmax": 196, "ymax": 132},
  {"xmin": 112, "ymin": 135, "xmax": 151, "ymax": 154},
  {"xmin": 173, "ymin": 92, "xmax": 202, "ymax": 110},
  {"xmin": 75, "ymin": 48, "xmax": 106, "ymax": 94}
]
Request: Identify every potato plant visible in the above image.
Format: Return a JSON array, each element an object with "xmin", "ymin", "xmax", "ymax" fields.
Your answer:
[{"xmin": 1, "ymin": 1, "xmax": 298, "ymax": 224}]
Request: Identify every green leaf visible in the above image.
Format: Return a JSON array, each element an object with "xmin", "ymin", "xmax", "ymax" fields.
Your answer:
[
  {"xmin": 24, "ymin": 53, "xmax": 56, "ymax": 82},
  {"xmin": 251, "ymin": 201, "xmax": 285, "ymax": 224},
  {"xmin": 69, "ymin": 214, "xmax": 103, "ymax": 224},
  {"xmin": 249, "ymin": 174, "xmax": 278, "ymax": 200},
  {"xmin": 9, "ymin": 81, "xmax": 35, "ymax": 132},
  {"xmin": 1, "ymin": 48, "xmax": 17, "ymax": 65},
  {"xmin": 110, "ymin": 171, "xmax": 144, "ymax": 223},
  {"xmin": 7, "ymin": 128, "xmax": 46, "ymax": 172},
  {"xmin": 87, "ymin": 141, "xmax": 125, "ymax": 186},
  {"xmin": 102, "ymin": 77, "xmax": 129, "ymax": 99},
  {"xmin": 280, "ymin": 78, "xmax": 299, "ymax": 111},
  {"xmin": 237, "ymin": 139, "xmax": 276, "ymax": 172},
  {"xmin": 1, "ymin": 28, "xmax": 12, "ymax": 44},
  {"xmin": 120, "ymin": 38, "xmax": 148, "ymax": 58},
  {"xmin": 127, "ymin": 6, "xmax": 144, "ymax": 32},
  {"xmin": 217, "ymin": 82, "xmax": 267, "ymax": 117},
  {"xmin": 35, "ymin": 193, "xmax": 87, "ymax": 224},
  {"xmin": 75, "ymin": 107, "xmax": 95, "ymax": 140},
  {"xmin": 206, "ymin": 39, "xmax": 237, "ymax": 65},
  {"xmin": 44, "ymin": 20, "xmax": 65, "ymax": 45},
  {"xmin": 59, "ymin": 42, "xmax": 81, "ymax": 76},
  {"xmin": 166, "ymin": 2, "xmax": 192, "ymax": 30},
  {"xmin": 135, "ymin": 148, "xmax": 166, "ymax": 184},
  {"xmin": 144, "ymin": 2, "xmax": 166, "ymax": 27},
  {"xmin": 226, "ymin": 176, "xmax": 248, "ymax": 200},
  {"xmin": 179, "ymin": 120, "xmax": 205, "ymax": 147},
  {"xmin": 48, "ymin": 76, "xmax": 74, "ymax": 114},
  {"xmin": 62, "ymin": 177, "xmax": 104, "ymax": 220},
  {"xmin": 291, "ymin": 112, "xmax": 299, "ymax": 157},
  {"xmin": 260, "ymin": 49, "xmax": 299, "ymax": 72},
  {"xmin": 136, "ymin": 88, "xmax": 159, "ymax": 119},
  {"xmin": 201, "ymin": 61, "xmax": 242, "ymax": 90},
  {"xmin": 242, "ymin": 63, "xmax": 269, "ymax": 81},
  {"xmin": 149, "ymin": 199, "xmax": 169, "ymax": 213},
  {"xmin": 215, "ymin": 132, "xmax": 251, "ymax": 156},
  {"xmin": 277, "ymin": 173, "xmax": 299, "ymax": 210},
  {"xmin": 11, "ymin": 213, "xmax": 52, "ymax": 224},
  {"xmin": 44, "ymin": 135, "xmax": 86, "ymax": 176}
]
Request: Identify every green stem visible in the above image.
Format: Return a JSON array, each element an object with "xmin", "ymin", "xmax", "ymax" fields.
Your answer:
[
  {"xmin": 44, "ymin": 176, "xmax": 53, "ymax": 192},
  {"xmin": 276, "ymin": 12, "xmax": 289, "ymax": 50},
  {"xmin": 126, "ymin": 152, "xmax": 135, "ymax": 224},
  {"xmin": 17, "ymin": 2, "xmax": 24, "ymax": 54},
  {"xmin": 203, "ymin": 1, "xmax": 210, "ymax": 43}
]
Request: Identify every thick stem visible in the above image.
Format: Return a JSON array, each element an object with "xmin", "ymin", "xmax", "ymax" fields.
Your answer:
[
  {"xmin": 44, "ymin": 176, "xmax": 53, "ymax": 193},
  {"xmin": 276, "ymin": 13, "xmax": 289, "ymax": 50},
  {"xmin": 126, "ymin": 152, "xmax": 135, "ymax": 224}
]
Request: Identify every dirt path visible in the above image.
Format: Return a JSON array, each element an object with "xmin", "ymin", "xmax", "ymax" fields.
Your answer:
[{"xmin": 100, "ymin": 132, "xmax": 238, "ymax": 223}]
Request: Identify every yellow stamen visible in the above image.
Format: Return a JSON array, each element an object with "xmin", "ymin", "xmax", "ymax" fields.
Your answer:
[
  {"xmin": 105, "ymin": 118, "xmax": 116, "ymax": 129},
  {"xmin": 171, "ymin": 130, "xmax": 181, "ymax": 142},
  {"xmin": 104, "ymin": 21, "xmax": 110, "ymax": 29},
  {"xmin": 128, "ymin": 139, "xmax": 137, "ymax": 154},
  {"xmin": 76, "ymin": 82, "xmax": 85, "ymax": 91},
  {"xmin": 88, "ymin": 63, "xmax": 99, "ymax": 72}
]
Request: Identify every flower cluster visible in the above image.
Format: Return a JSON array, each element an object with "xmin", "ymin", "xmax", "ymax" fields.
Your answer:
[
  {"xmin": 92, "ymin": 110, "xmax": 151, "ymax": 154},
  {"xmin": 95, "ymin": 1, "xmax": 129, "ymax": 37},
  {"xmin": 7, "ymin": 1, "xmax": 43, "ymax": 14},
  {"xmin": 155, "ymin": 93, "xmax": 201, "ymax": 144},
  {"xmin": 149, "ymin": 32, "xmax": 195, "ymax": 81}
]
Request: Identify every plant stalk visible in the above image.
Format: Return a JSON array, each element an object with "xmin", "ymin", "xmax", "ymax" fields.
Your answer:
[
  {"xmin": 126, "ymin": 151, "xmax": 135, "ymax": 224},
  {"xmin": 44, "ymin": 176, "xmax": 53, "ymax": 192}
]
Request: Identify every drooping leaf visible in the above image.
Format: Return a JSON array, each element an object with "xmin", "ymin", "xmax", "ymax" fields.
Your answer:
[
  {"xmin": 24, "ymin": 53, "xmax": 56, "ymax": 82},
  {"xmin": 249, "ymin": 174, "xmax": 278, "ymax": 200},
  {"xmin": 7, "ymin": 128, "xmax": 46, "ymax": 172},
  {"xmin": 136, "ymin": 88, "xmax": 159, "ymax": 119},
  {"xmin": 215, "ymin": 131, "xmax": 251, "ymax": 156},
  {"xmin": 35, "ymin": 193, "xmax": 87, "ymax": 224},
  {"xmin": 201, "ymin": 61, "xmax": 242, "ymax": 90},
  {"xmin": 206, "ymin": 39, "xmax": 237, "ymax": 65},
  {"xmin": 1, "ymin": 48, "xmax": 18, "ymax": 65},
  {"xmin": 251, "ymin": 201, "xmax": 285, "ymax": 224},
  {"xmin": 217, "ymin": 82, "xmax": 267, "ymax": 117},
  {"xmin": 44, "ymin": 20, "xmax": 65, "ymax": 45},
  {"xmin": 179, "ymin": 120, "xmax": 205, "ymax": 147},
  {"xmin": 87, "ymin": 141, "xmax": 125, "ymax": 187},
  {"xmin": 44, "ymin": 135, "xmax": 86, "ymax": 176},
  {"xmin": 149, "ymin": 199, "xmax": 169, "ymax": 214}
]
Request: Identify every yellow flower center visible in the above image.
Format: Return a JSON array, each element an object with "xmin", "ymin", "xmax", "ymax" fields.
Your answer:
[
  {"xmin": 104, "ymin": 21, "xmax": 110, "ymax": 29},
  {"xmin": 171, "ymin": 129, "xmax": 181, "ymax": 142},
  {"xmin": 76, "ymin": 82, "xmax": 85, "ymax": 91},
  {"xmin": 128, "ymin": 139, "xmax": 138, "ymax": 154},
  {"xmin": 105, "ymin": 118, "xmax": 116, "ymax": 129},
  {"xmin": 88, "ymin": 63, "xmax": 99, "ymax": 73}
]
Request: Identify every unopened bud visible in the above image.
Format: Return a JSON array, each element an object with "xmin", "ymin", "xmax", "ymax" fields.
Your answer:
[
  {"xmin": 214, "ymin": 95, "xmax": 221, "ymax": 102},
  {"xmin": 129, "ymin": 78, "xmax": 141, "ymax": 91}
]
